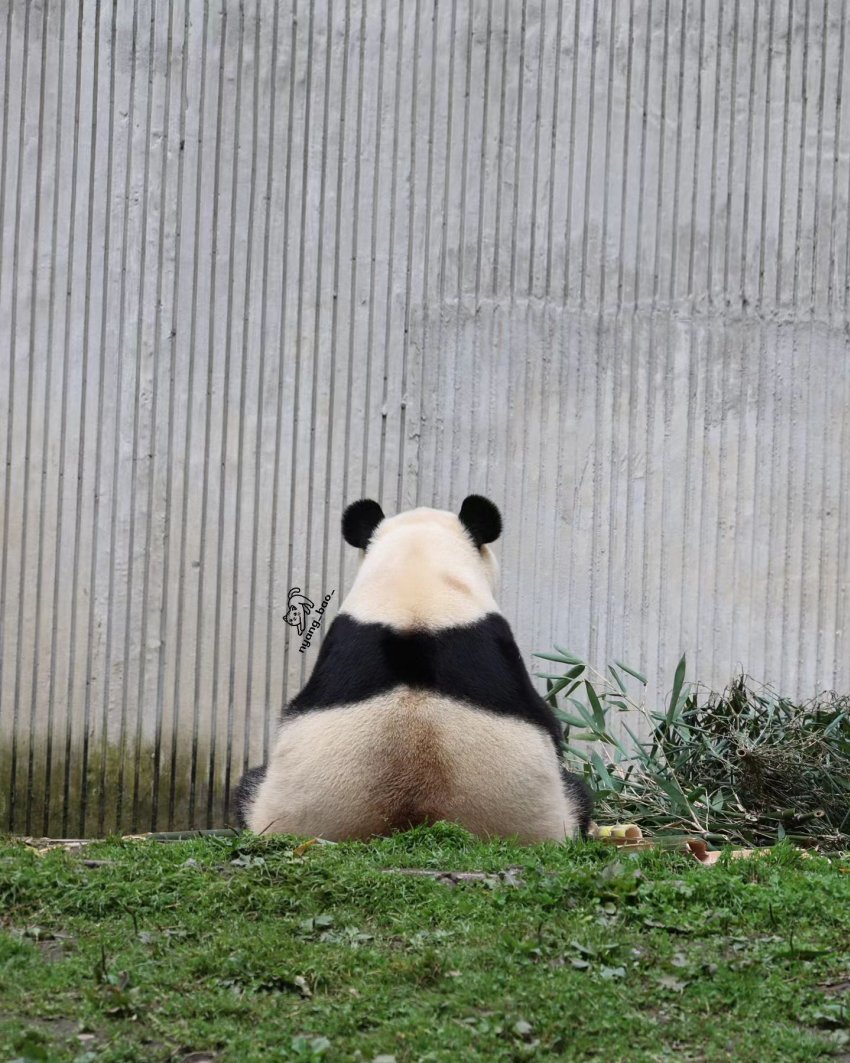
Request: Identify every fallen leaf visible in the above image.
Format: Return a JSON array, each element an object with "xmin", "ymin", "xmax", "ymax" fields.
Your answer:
[
  {"xmin": 382, "ymin": 867, "xmax": 524, "ymax": 887},
  {"xmin": 643, "ymin": 919, "xmax": 692, "ymax": 935},
  {"xmin": 293, "ymin": 975, "xmax": 312, "ymax": 998},
  {"xmin": 685, "ymin": 839, "xmax": 710, "ymax": 861},
  {"xmin": 818, "ymin": 979, "xmax": 850, "ymax": 995},
  {"xmin": 808, "ymin": 1004, "xmax": 848, "ymax": 1029},
  {"xmin": 689, "ymin": 843, "xmax": 813, "ymax": 866},
  {"xmin": 658, "ymin": 975, "xmax": 688, "ymax": 992}
]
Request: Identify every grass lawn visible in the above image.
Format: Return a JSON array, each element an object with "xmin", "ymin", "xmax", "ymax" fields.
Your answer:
[{"xmin": 1, "ymin": 825, "xmax": 849, "ymax": 1062}]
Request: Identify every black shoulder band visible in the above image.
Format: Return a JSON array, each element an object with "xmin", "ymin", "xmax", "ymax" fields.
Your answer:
[{"xmin": 286, "ymin": 613, "xmax": 563, "ymax": 752}]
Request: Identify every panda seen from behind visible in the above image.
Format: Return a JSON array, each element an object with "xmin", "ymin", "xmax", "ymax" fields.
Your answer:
[{"xmin": 235, "ymin": 495, "xmax": 593, "ymax": 843}]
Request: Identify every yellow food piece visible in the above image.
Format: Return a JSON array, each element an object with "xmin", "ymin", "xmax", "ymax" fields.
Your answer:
[{"xmin": 597, "ymin": 823, "xmax": 642, "ymax": 841}]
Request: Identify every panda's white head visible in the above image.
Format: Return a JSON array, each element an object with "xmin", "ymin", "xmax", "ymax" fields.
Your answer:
[{"xmin": 340, "ymin": 495, "xmax": 502, "ymax": 631}]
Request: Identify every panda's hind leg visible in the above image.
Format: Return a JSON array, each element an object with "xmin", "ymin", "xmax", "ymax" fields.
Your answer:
[
  {"xmin": 232, "ymin": 765, "xmax": 267, "ymax": 829},
  {"xmin": 560, "ymin": 766, "xmax": 594, "ymax": 838}
]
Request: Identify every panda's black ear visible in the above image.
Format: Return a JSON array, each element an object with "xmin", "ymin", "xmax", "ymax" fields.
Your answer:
[
  {"xmin": 459, "ymin": 495, "xmax": 502, "ymax": 548},
  {"xmin": 342, "ymin": 499, "xmax": 385, "ymax": 549}
]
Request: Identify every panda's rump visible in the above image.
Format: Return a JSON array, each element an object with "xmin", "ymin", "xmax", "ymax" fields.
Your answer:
[
  {"xmin": 369, "ymin": 700, "xmax": 453, "ymax": 831},
  {"xmin": 247, "ymin": 690, "xmax": 577, "ymax": 842}
]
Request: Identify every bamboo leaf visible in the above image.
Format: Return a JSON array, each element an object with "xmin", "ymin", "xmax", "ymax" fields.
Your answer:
[
  {"xmin": 533, "ymin": 651, "xmax": 579, "ymax": 665},
  {"xmin": 585, "ymin": 682, "xmax": 606, "ymax": 732},
  {"xmin": 544, "ymin": 676, "xmax": 573, "ymax": 700},
  {"xmin": 667, "ymin": 653, "xmax": 688, "ymax": 725},
  {"xmin": 621, "ymin": 721, "xmax": 648, "ymax": 756},
  {"xmin": 590, "ymin": 752, "xmax": 619, "ymax": 794},
  {"xmin": 557, "ymin": 712, "xmax": 593, "ymax": 728},
  {"xmin": 567, "ymin": 698, "xmax": 596, "ymax": 728},
  {"xmin": 607, "ymin": 665, "xmax": 627, "ymax": 695},
  {"xmin": 553, "ymin": 645, "xmax": 586, "ymax": 666},
  {"xmin": 614, "ymin": 660, "xmax": 648, "ymax": 685}
]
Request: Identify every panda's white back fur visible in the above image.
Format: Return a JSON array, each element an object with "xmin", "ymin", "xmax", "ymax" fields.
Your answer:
[
  {"xmin": 247, "ymin": 691, "xmax": 578, "ymax": 842},
  {"xmin": 242, "ymin": 500, "xmax": 590, "ymax": 842}
]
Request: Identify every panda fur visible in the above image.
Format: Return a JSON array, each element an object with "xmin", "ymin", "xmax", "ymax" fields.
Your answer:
[{"xmin": 235, "ymin": 496, "xmax": 593, "ymax": 843}]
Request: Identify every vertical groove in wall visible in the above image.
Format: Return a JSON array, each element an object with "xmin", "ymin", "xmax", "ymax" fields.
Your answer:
[
  {"xmin": 39, "ymin": 0, "xmax": 69, "ymax": 838},
  {"xmin": 125, "ymin": 0, "xmax": 157, "ymax": 834},
  {"xmin": 150, "ymin": 0, "xmax": 187, "ymax": 833},
  {"xmin": 1, "ymin": 0, "xmax": 29, "ymax": 833},
  {"xmin": 0, "ymin": 0, "xmax": 848, "ymax": 834},
  {"xmin": 19, "ymin": 0, "xmax": 49, "ymax": 838}
]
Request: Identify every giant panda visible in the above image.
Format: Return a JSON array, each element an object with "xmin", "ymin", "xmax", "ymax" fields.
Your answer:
[{"xmin": 234, "ymin": 495, "xmax": 592, "ymax": 843}]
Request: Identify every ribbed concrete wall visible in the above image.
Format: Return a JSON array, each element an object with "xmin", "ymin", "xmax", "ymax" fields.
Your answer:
[{"xmin": 1, "ymin": 0, "xmax": 848, "ymax": 835}]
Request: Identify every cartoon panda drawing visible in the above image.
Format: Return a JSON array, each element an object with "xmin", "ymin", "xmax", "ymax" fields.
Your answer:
[
  {"xmin": 234, "ymin": 495, "xmax": 592, "ymax": 843},
  {"xmin": 283, "ymin": 588, "xmax": 313, "ymax": 636}
]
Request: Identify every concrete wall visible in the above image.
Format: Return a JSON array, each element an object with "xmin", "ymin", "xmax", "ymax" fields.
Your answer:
[{"xmin": 1, "ymin": 0, "xmax": 848, "ymax": 835}]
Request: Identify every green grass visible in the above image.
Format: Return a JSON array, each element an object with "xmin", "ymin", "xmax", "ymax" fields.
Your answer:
[{"xmin": 1, "ymin": 826, "xmax": 849, "ymax": 1062}]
